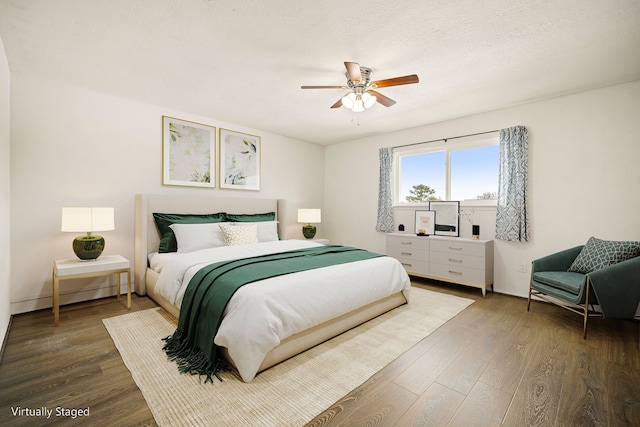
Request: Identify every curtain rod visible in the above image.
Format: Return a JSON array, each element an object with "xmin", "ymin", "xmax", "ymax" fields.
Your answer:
[{"xmin": 393, "ymin": 129, "xmax": 501, "ymax": 149}]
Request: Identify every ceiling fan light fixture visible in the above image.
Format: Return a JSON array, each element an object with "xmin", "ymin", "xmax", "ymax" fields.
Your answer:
[
  {"xmin": 362, "ymin": 91, "xmax": 376, "ymax": 109},
  {"xmin": 341, "ymin": 92, "xmax": 356, "ymax": 109},
  {"xmin": 352, "ymin": 98, "xmax": 365, "ymax": 113}
]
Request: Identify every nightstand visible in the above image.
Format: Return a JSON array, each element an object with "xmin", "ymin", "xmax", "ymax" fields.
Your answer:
[{"xmin": 52, "ymin": 254, "xmax": 131, "ymax": 326}]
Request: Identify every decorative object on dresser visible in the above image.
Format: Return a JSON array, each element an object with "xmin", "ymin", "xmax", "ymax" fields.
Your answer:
[
  {"xmin": 386, "ymin": 233, "xmax": 494, "ymax": 297},
  {"xmin": 414, "ymin": 210, "xmax": 435, "ymax": 235},
  {"xmin": 460, "ymin": 208, "xmax": 480, "ymax": 239},
  {"xmin": 61, "ymin": 207, "xmax": 115, "ymax": 260},
  {"xmin": 429, "ymin": 200, "xmax": 460, "ymax": 237},
  {"xmin": 298, "ymin": 208, "xmax": 321, "ymax": 239},
  {"xmin": 162, "ymin": 116, "xmax": 216, "ymax": 188}
]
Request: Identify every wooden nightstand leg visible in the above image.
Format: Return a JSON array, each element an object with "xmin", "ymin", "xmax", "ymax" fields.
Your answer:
[
  {"xmin": 116, "ymin": 271, "xmax": 121, "ymax": 301},
  {"xmin": 127, "ymin": 269, "xmax": 131, "ymax": 310},
  {"xmin": 53, "ymin": 275, "xmax": 60, "ymax": 326}
]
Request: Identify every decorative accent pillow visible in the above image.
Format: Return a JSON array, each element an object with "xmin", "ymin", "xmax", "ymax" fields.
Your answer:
[
  {"xmin": 224, "ymin": 212, "xmax": 276, "ymax": 222},
  {"xmin": 219, "ymin": 223, "xmax": 259, "ymax": 246},
  {"xmin": 169, "ymin": 222, "xmax": 229, "ymax": 253},
  {"xmin": 568, "ymin": 236, "xmax": 640, "ymax": 273},
  {"xmin": 153, "ymin": 212, "xmax": 226, "ymax": 253}
]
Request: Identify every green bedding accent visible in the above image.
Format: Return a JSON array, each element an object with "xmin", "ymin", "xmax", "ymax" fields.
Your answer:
[{"xmin": 162, "ymin": 245, "xmax": 384, "ymax": 382}]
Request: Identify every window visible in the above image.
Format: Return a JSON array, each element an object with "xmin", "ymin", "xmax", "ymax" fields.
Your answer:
[{"xmin": 395, "ymin": 135, "xmax": 499, "ymax": 205}]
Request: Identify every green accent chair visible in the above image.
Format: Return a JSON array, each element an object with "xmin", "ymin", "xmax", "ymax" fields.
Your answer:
[{"xmin": 528, "ymin": 244, "xmax": 640, "ymax": 339}]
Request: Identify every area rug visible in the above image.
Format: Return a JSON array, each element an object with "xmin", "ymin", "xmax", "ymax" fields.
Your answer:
[{"xmin": 103, "ymin": 287, "xmax": 473, "ymax": 426}]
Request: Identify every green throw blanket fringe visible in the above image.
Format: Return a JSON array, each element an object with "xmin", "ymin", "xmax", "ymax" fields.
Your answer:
[{"xmin": 163, "ymin": 245, "xmax": 384, "ymax": 383}]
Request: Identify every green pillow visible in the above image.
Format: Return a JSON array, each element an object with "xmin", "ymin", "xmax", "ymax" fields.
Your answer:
[
  {"xmin": 224, "ymin": 212, "xmax": 276, "ymax": 222},
  {"xmin": 153, "ymin": 212, "xmax": 226, "ymax": 253},
  {"xmin": 568, "ymin": 236, "xmax": 640, "ymax": 273}
]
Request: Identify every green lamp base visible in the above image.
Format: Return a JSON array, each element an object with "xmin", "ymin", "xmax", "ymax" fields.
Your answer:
[
  {"xmin": 72, "ymin": 233, "xmax": 105, "ymax": 260},
  {"xmin": 302, "ymin": 224, "xmax": 317, "ymax": 239}
]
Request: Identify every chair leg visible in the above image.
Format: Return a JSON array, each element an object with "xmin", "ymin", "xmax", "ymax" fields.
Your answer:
[
  {"xmin": 583, "ymin": 280, "xmax": 590, "ymax": 340},
  {"xmin": 527, "ymin": 286, "xmax": 532, "ymax": 311}
]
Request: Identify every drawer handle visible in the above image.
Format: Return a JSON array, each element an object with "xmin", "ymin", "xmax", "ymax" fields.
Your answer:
[
  {"xmin": 449, "ymin": 246, "xmax": 463, "ymax": 251},
  {"xmin": 401, "ymin": 252, "xmax": 413, "ymax": 256},
  {"xmin": 401, "ymin": 242, "xmax": 413, "ymax": 245},
  {"xmin": 401, "ymin": 263, "xmax": 412, "ymax": 267},
  {"xmin": 448, "ymin": 270, "xmax": 463, "ymax": 275},
  {"xmin": 448, "ymin": 258, "xmax": 463, "ymax": 263}
]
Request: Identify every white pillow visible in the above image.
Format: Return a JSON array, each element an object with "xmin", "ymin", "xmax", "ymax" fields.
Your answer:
[
  {"xmin": 252, "ymin": 221, "xmax": 279, "ymax": 242},
  {"xmin": 219, "ymin": 223, "xmax": 259, "ymax": 246},
  {"xmin": 169, "ymin": 222, "xmax": 228, "ymax": 253}
]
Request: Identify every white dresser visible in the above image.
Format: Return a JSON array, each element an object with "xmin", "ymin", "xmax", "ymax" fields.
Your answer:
[{"xmin": 386, "ymin": 233, "xmax": 494, "ymax": 297}]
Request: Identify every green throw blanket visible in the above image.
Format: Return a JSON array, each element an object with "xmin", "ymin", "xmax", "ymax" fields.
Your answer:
[{"xmin": 163, "ymin": 245, "xmax": 384, "ymax": 382}]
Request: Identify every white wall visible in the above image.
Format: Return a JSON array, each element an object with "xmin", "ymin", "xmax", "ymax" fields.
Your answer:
[
  {"xmin": 0, "ymin": 35, "xmax": 10, "ymax": 340},
  {"xmin": 325, "ymin": 81, "xmax": 640, "ymax": 298},
  {"xmin": 9, "ymin": 74, "xmax": 325, "ymax": 314}
]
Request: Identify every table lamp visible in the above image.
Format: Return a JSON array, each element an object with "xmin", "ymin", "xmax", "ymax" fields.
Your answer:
[
  {"xmin": 297, "ymin": 208, "xmax": 321, "ymax": 239},
  {"xmin": 61, "ymin": 207, "xmax": 115, "ymax": 260}
]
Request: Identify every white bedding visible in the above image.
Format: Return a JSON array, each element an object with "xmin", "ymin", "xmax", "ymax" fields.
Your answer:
[{"xmin": 150, "ymin": 240, "xmax": 411, "ymax": 382}]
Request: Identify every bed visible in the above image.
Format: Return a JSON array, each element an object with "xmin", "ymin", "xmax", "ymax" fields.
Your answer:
[{"xmin": 134, "ymin": 194, "xmax": 411, "ymax": 382}]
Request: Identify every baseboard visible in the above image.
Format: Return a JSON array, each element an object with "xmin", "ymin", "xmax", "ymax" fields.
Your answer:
[
  {"xmin": 0, "ymin": 314, "xmax": 12, "ymax": 364},
  {"xmin": 10, "ymin": 281, "xmax": 136, "ymax": 315}
]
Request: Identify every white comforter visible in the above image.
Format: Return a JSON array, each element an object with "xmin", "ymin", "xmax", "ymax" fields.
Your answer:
[{"xmin": 150, "ymin": 240, "xmax": 411, "ymax": 382}]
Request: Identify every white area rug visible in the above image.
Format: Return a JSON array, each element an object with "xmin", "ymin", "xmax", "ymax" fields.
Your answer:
[{"xmin": 103, "ymin": 287, "xmax": 473, "ymax": 426}]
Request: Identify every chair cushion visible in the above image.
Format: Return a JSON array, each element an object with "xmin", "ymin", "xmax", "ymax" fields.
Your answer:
[
  {"xmin": 532, "ymin": 271, "xmax": 586, "ymax": 295},
  {"xmin": 568, "ymin": 237, "xmax": 640, "ymax": 274}
]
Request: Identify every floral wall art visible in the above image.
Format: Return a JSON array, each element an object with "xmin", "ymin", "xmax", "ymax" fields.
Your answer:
[
  {"xmin": 219, "ymin": 128, "xmax": 261, "ymax": 191},
  {"xmin": 162, "ymin": 116, "xmax": 216, "ymax": 188}
]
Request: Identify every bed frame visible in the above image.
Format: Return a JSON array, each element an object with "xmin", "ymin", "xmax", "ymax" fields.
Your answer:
[{"xmin": 134, "ymin": 193, "xmax": 407, "ymax": 374}]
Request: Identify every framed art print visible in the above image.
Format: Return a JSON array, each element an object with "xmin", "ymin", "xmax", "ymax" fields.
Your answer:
[
  {"xmin": 429, "ymin": 200, "xmax": 460, "ymax": 237},
  {"xmin": 219, "ymin": 128, "xmax": 261, "ymax": 191},
  {"xmin": 162, "ymin": 116, "xmax": 216, "ymax": 188},
  {"xmin": 414, "ymin": 210, "xmax": 435, "ymax": 235}
]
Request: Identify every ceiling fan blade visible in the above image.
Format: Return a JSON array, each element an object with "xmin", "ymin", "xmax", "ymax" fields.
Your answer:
[
  {"xmin": 372, "ymin": 74, "xmax": 419, "ymax": 88},
  {"xmin": 369, "ymin": 90, "xmax": 396, "ymax": 107},
  {"xmin": 330, "ymin": 97, "xmax": 343, "ymax": 109},
  {"xmin": 344, "ymin": 62, "xmax": 362, "ymax": 83},
  {"xmin": 301, "ymin": 85, "xmax": 346, "ymax": 89}
]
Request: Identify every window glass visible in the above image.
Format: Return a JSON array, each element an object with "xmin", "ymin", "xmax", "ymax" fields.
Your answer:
[
  {"xmin": 399, "ymin": 151, "xmax": 445, "ymax": 202},
  {"xmin": 395, "ymin": 137, "xmax": 499, "ymax": 204},
  {"xmin": 450, "ymin": 145, "xmax": 499, "ymax": 200}
]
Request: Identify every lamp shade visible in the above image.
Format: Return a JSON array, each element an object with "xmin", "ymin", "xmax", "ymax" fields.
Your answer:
[
  {"xmin": 61, "ymin": 207, "xmax": 114, "ymax": 260},
  {"xmin": 61, "ymin": 207, "xmax": 115, "ymax": 232},
  {"xmin": 297, "ymin": 209, "xmax": 321, "ymax": 224}
]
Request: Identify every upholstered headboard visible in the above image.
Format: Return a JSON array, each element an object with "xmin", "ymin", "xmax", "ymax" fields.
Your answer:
[{"xmin": 134, "ymin": 194, "xmax": 281, "ymax": 294}]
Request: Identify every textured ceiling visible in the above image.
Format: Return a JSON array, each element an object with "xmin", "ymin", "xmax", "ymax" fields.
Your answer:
[{"xmin": 1, "ymin": 0, "xmax": 639, "ymax": 145}]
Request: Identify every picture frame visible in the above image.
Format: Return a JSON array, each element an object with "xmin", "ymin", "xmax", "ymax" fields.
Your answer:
[
  {"xmin": 429, "ymin": 200, "xmax": 460, "ymax": 237},
  {"xmin": 162, "ymin": 116, "xmax": 216, "ymax": 188},
  {"xmin": 219, "ymin": 128, "xmax": 261, "ymax": 191},
  {"xmin": 414, "ymin": 210, "xmax": 435, "ymax": 236}
]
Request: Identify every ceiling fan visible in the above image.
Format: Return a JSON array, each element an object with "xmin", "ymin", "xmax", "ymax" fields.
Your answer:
[{"xmin": 301, "ymin": 62, "xmax": 419, "ymax": 112}]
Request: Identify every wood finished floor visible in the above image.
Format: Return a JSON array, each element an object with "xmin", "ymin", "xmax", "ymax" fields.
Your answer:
[{"xmin": 1, "ymin": 278, "xmax": 638, "ymax": 426}]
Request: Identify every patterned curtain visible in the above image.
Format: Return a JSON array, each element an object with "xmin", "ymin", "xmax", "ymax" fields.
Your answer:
[
  {"xmin": 495, "ymin": 126, "xmax": 529, "ymax": 242},
  {"xmin": 376, "ymin": 147, "xmax": 394, "ymax": 232}
]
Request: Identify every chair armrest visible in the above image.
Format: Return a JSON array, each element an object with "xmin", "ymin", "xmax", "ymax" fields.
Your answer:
[
  {"xmin": 532, "ymin": 246, "xmax": 584, "ymax": 273},
  {"xmin": 588, "ymin": 256, "xmax": 640, "ymax": 318}
]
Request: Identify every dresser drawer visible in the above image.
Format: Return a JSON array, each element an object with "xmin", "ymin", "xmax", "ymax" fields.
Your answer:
[
  {"xmin": 429, "ymin": 262, "xmax": 487, "ymax": 285},
  {"xmin": 387, "ymin": 246, "xmax": 428, "ymax": 262},
  {"xmin": 386, "ymin": 234, "xmax": 429, "ymax": 251},
  {"xmin": 430, "ymin": 239, "xmax": 485, "ymax": 257},
  {"xmin": 398, "ymin": 260, "xmax": 430, "ymax": 276},
  {"xmin": 430, "ymin": 251, "xmax": 485, "ymax": 270}
]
